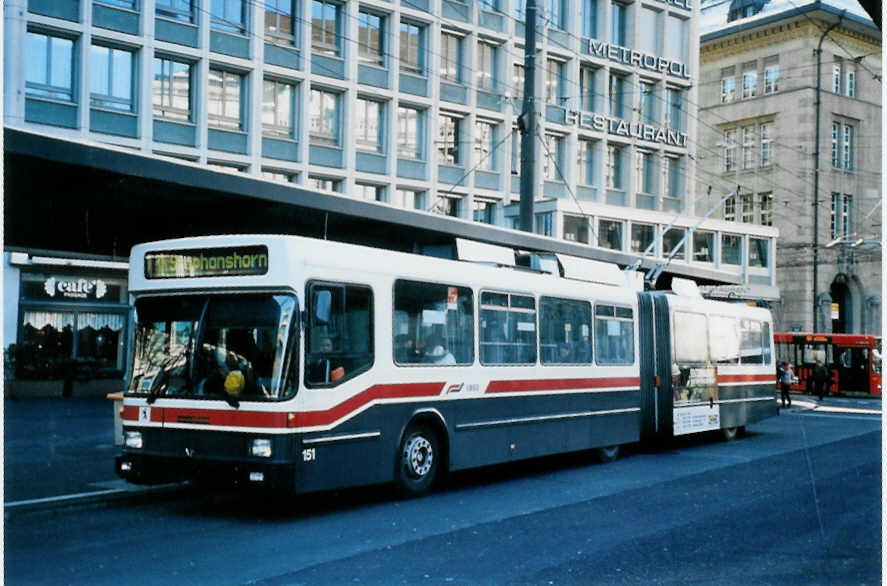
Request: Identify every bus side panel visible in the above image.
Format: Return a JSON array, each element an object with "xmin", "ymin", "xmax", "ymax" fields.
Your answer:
[
  {"xmin": 653, "ymin": 294, "xmax": 674, "ymax": 438},
  {"xmin": 718, "ymin": 383, "xmax": 779, "ymax": 428},
  {"xmin": 636, "ymin": 293, "xmax": 657, "ymax": 439}
]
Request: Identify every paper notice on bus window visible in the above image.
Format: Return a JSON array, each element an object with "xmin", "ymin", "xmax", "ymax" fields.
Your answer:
[
  {"xmin": 517, "ymin": 321, "xmax": 536, "ymax": 332},
  {"xmin": 447, "ymin": 287, "xmax": 458, "ymax": 310},
  {"xmin": 673, "ymin": 405, "xmax": 720, "ymax": 435},
  {"xmin": 422, "ymin": 309, "xmax": 446, "ymax": 324},
  {"xmin": 607, "ymin": 320, "xmax": 620, "ymax": 336},
  {"xmin": 581, "ymin": 324, "xmax": 589, "ymax": 337}
]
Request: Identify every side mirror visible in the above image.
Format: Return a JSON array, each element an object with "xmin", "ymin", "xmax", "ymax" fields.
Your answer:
[{"xmin": 314, "ymin": 290, "xmax": 331, "ymax": 325}]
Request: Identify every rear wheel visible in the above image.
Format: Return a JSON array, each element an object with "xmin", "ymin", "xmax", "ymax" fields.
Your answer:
[
  {"xmin": 722, "ymin": 426, "xmax": 739, "ymax": 442},
  {"xmin": 597, "ymin": 445, "xmax": 620, "ymax": 463},
  {"xmin": 396, "ymin": 424, "xmax": 439, "ymax": 496}
]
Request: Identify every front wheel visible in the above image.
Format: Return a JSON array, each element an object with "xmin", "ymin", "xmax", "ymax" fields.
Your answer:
[
  {"xmin": 597, "ymin": 445, "xmax": 620, "ymax": 463},
  {"xmin": 396, "ymin": 425, "xmax": 440, "ymax": 496},
  {"xmin": 722, "ymin": 426, "xmax": 739, "ymax": 442}
]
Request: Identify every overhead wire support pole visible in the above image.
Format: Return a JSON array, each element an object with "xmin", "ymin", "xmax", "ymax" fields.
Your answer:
[
  {"xmin": 812, "ymin": 10, "xmax": 845, "ymax": 331},
  {"xmin": 518, "ymin": 0, "xmax": 539, "ymax": 233},
  {"xmin": 644, "ymin": 185, "xmax": 741, "ymax": 289}
]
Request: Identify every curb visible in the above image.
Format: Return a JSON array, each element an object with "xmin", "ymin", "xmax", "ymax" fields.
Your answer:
[{"xmin": 4, "ymin": 483, "xmax": 187, "ymax": 516}]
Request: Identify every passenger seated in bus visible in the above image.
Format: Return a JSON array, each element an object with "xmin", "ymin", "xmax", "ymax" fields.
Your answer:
[
  {"xmin": 308, "ymin": 337, "xmax": 345, "ymax": 384},
  {"xmin": 424, "ymin": 335, "xmax": 456, "ymax": 365},
  {"xmin": 557, "ymin": 344, "xmax": 573, "ymax": 363},
  {"xmin": 395, "ymin": 335, "xmax": 421, "ymax": 364},
  {"xmin": 575, "ymin": 335, "xmax": 592, "ymax": 363}
]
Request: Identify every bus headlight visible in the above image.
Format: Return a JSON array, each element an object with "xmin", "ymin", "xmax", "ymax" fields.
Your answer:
[
  {"xmin": 124, "ymin": 431, "xmax": 143, "ymax": 449},
  {"xmin": 250, "ymin": 438, "xmax": 272, "ymax": 458}
]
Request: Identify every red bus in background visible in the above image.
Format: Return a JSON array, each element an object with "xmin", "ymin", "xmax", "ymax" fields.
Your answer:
[{"xmin": 774, "ymin": 333, "xmax": 882, "ymax": 396}]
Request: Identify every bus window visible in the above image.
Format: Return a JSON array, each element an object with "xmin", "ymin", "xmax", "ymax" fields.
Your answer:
[
  {"xmin": 739, "ymin": 319, "xmax": 764, "ymax": 364},
  {"xmin": 393, "ymin": 280, "xmax": 473, "ymax": 366},
  {"xmin": 762, "ymin": 322, "xmax": 772, "ymax": 364},
  {"xmin": 480, "ymin": 292, "xmax": 537, "ymax": 365},
  {"xmin": 709, "ymin": 315, "xmax": 739, "ymax": 364},
  {"xmin": 305, "ymin": 282, "xmax": 373, "ymax": 387},
  {"xmin": 672, "ymin": 312, "xmax": 708, "ymax": 364},
  {"xmin": 594, "ymin": 305, "xmax": 634, "ymax": 365},
  {"xmin": 540, "ymin": 297, "xmax": 592, "ymax": 365}
]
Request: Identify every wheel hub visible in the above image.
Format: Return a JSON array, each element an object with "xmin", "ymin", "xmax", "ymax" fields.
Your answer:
[{"xmin": 403, "ymin": 435, "xmax": 433, "ymax": 478}]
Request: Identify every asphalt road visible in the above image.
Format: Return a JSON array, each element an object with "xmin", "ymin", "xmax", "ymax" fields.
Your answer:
[{"xmin": 4, "ymin": 409, "xmax": 881, "ymax": 585}]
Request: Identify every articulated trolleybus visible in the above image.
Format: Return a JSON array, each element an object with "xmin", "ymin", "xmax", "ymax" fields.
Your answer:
[{"xmin": 117, "ymin": 235, "xmax": 777, "ymax": 495}]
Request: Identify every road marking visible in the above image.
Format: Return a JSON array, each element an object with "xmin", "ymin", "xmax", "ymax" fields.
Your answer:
[{"xmin": 6, "ymin": 489, "xmax": 125, "ymax": 509}]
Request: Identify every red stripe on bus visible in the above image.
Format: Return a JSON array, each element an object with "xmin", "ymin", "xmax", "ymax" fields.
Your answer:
[
  {"xmin": 163, "ymin": 408, "xmax": 289, "ymax": 428},
  {"xmin": 718, "ymin": 374, "xmax": 775, "ymax": 383},
  {"xmin": 122, "ymin": 405, "xmax": 163, "ymax": 422},
  {"xmin": 485, "ymin": 377, "xmax": 641, "ymax": 394},
  {"xmin": 291, "ymin": 382, "xmax": 446, "ymax": 428}
]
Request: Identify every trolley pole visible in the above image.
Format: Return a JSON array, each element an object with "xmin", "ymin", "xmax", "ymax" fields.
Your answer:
[{"xmin": 518, "ymin": 0, "xmax": 539, "ymax": 233}]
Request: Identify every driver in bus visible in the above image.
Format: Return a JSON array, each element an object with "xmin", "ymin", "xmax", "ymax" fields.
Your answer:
[{"xmin": 308, "ymin": 337, "xmax": 345, "ymax": 384}]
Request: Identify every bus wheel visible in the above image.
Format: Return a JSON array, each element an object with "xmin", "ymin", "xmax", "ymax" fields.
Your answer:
[
  {"xmin": 397, "ymin": 425, "xmax": 439, "ymax": 496},
  {"xmin": 597, "ymin": 445, "xmax": 620, "ymax": 463},
  {"xmin": 722, "ymin": 426, "xmax": 739, "ymax": 442}
]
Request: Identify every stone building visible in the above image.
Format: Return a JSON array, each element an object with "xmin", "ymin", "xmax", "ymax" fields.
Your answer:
[{"xmin": 698, "ymin": 0, "xmax": 881, "ymax": 333}]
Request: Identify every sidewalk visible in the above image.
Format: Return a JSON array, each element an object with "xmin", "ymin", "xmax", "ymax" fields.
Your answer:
[{"xmin": 3, "ymin": 397, "xmax": 182, "ymax": 512}]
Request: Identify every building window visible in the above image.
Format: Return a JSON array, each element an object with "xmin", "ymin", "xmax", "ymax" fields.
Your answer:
[
  {"xmin": 635, "ymin": 151, "xmax": 655, "ymax": 195},
  {"xmin": 764, "ymin": 63, "xmax": 779, "ymax": 94},
  {"xmin": 578, "ymin": 139, "xmax": 595, "ymax": 185},
  {"xmin": 563, "ymin": 215, "xmax": 589, "ymax": 243},
  {"xmin": 476, "ymin": 42, "xmax": 497, "ymax": 90},
  {"xmin": 438, "ymin": 114, "xmax": 462, "ymax": 165},
  {"xmin": 263, "ymin": 168, "xmax": 299, "ymax": 182},
  {"xmin": 639, "ymin": 7, "xmax": 661, "ymax": 55},
  {"xmin": 665, "ymin": 156, "xmax": 682, "ymax": 199},
  {"xmin": 846, "ymin": 71, "xmax": 855, "ymax": 98},
  {"xmin": 759, "ymin": 123, "xmax": 772, "ymax": 167},
  {"xmin": 440, "ymin": 32, "xmax": 462, "ymax": 83},
  {"xmin": 724, "ymin": 129, "xmax": 737, "ymax": 172},
  {"xmin": 545, "ymin": 59, "xmax": 564, "ymax": 105},
  {"xmin": 724, "ymin": 194, "xmax": 736, "ymax": 222},
  {"xmin": 90, "ymin": 45, "xmax": 134, "ymax": 112},
  {"xmin": 693, "ymin": 230, "xmax": 714, "ymax": 262},
  {"xmin": 749, "ymin": 238, "xmax": 769, "ymax": 268},
  {"xmin": 742, "ymin": 69, "xmax": 757, "ymax": 99},
  {"xmin": 474, "ymin": 120, "xmax": 496, "ymax": 171},
  {"xmin": 473, "ymin": 199, "xmax": 496, "ymax": 224},
  {"xmin": 547, "ymin": 0, "xmax": 565, "ymax": 29},
  {"xmin": 265, "ymin": 0, "xmax": 295, "ymax": 44},
  {"xmin": 312, "ymin": 0, "xmax": 341, "ymax": 56},
  {"xmin": 356, "ymin": 182, "xmax": 385, "ymax": 201},
  {"xmin": 479, "ymin": 0, "xmax": 499, "ymax": 12},
  {"xmin": 830, "ymin": 193, "xmax": 839, "ymax": 238},
  {"xmin": 582, "ymin": 0, "xmax": 597, "ymax": 37},
  {"xmin": 535, "ymin": 212, "xmax": 554, "ymax": 237},
  {"xmin": 514, "ymin": 0, "xmax": 525, "ymax": 19},
  {"xmin": 662, "ymin": 227, "xmax": 686, "ymax": 260},
  {"xmin": 262, "ymin": 78, "xmax": 295, "ymax": 139},
  {"xmin": 309, "ymin": 88, "xmax": 340, "ymax": 146},
  {"xmin": 309, "ymin": 175, "xmax": 342, "ymax": 192},
  {"xmin": 740, "ymin": 193, "xmax": 754, "ymax": 224},
  {"xmin": 513, "ymin": 63, "xmax": 525, "ymax": 101},
  {"xmin": 156, "ymin": 0, "xmax": 195, "ymax": 23},
  {"xmin": 207, "ymin": 161, "xmax": 246, "ymax": 173},
  {"xmin": 598, "ymin": 219, "xmax": 623, "ymax": 250},
  {"xmin": 610, "ymin": 1, "xmax": 626, "ymax": 46},
  {"xmin": 831, "ymin": 122, "xmax": 840, "ymax": 167},
  {"xmin": 842, "ymin": 124, "xmax": 854, "ymax": 170},
  {"xmin": 757, "ymin": 192, "xmax": 772, "ymax": 226},
  {"xmin": 664, "ymin": 15, "xmax": 687, "ymax": 63},
  {"xmin": 721, "ymin": 76, "xmax": 735, "ymax": 103},
  {"xmin": 580, "ymin": 66, "xmax": 598, "ymax": 112},
  {"xmin": 666, "ymin": 87, "xmax": 683, "ymax": 131},
  {"xmin": 211, "ymin": 0, "xmax": 246, "ymax": 34},
  {"xmin": 394, "ymin": 189, "xmax": 424, "ymax": 208},
  {"xmin": 832, "ymin": 62, "xmax": 841, "ymax": 93},
  {"xmin": 609, "ymin": 73, "xmax": 626, "ymax": 118},
  {"xmin": 639, "ymin": 82, "xmax": 657, "ymax": 124},
  {"xmin": 397, "ymin": 106, "xmax": 423, "ymax": 159},
  {"xmin": 543, "ymin": 134, "xmax": 564, "ymax": 181},
  {"xmin": 207, "ymin": 68, "xmax": 244, "ymax": 130},
  {"xmin": 631, "ymin": 223, "xmax": 654, "ymax": 255},
  {"xmin": 721, "ymin": 234, "xmax": 742, "ymax": 265},
  {"xmin": 153, "ymin": 57, "xmax": 192, "ymax": 121},
  {"xmin": 356, "ymin": 97, "xmax": 383, "ymax": 153},
  {"xmin": 841, "ymin": 194, "xmax": 852, "ymax": 238},
  {"xmin": 26, "ymin": 32, "xmax": 75, "ymax": 102},
  {"xmin": 606, "ymin": 144, "xmax": 623, "ymax": 189},
  {"xmin": 400, "ymin": 21, "xmax": 424, "ymax": 75},
  {"xmin": 741, "ymin": 126, "xmax": 755, "ymax": 169},
  {"xmin": 357, "ymin": 10, "xmax": 384, "ymax": 66}
]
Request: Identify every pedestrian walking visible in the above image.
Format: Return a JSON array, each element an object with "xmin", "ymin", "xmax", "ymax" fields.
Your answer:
[
  {"xmin": 812, "ymin": 359, "xmax": 830, "ymax": 400},
  {"xmin": 778, "ymin": 361, "xmax": 794, "ymax": 408}
]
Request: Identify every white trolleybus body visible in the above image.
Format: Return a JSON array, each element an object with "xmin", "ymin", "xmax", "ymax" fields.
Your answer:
[{"xmin": 117, "ymin": 235, "xmax": 777, "ymax": 494}]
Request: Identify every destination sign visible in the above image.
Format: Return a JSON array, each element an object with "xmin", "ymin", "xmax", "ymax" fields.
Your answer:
[{"xmin": 145, "ymin": 246, "xmax": 269, "ymax": 279}]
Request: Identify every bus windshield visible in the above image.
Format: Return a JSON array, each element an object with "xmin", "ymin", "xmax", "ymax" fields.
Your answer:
[{"xmin": 128, "ymin": 294, "xmax": 298, "ymax": 401}]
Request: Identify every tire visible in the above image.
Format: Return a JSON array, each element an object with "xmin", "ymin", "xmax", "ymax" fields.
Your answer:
[
  {"xmin": 396, "ymin": 424, "xmax": 440, "ymax": 496},
  {"xmin": 722, "ymin": 426, "xmax": 739, "ymax": 442},
  {"xmin": 597, "ymin": 445, "xmax": 620, "ymax": 463}
]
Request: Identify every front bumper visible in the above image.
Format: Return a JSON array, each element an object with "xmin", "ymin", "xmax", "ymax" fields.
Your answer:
[{"xmin": 116, "ymin": 453, "xmax": 296, "ymax": 492}]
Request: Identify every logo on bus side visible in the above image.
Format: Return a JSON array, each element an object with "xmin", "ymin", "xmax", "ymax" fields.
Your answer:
[{"xmin": 445, "ymin": 382, "xmax": 481, "ymax": 394}]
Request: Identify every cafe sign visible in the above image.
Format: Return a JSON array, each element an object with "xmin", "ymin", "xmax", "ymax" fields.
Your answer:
[{"xmin": 43, "ymin": 277, "xmax": 108, "ymax": 300}]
